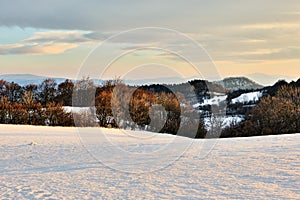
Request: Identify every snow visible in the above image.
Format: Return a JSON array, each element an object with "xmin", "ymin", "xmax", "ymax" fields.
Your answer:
[
  {"xmin": 63, "ymin": 106, "xmax": 91, "ymax": 113},
  {"xmin": 193, "ymin": 95, "xmax": 227, "ymax": 107},
  {"xmin": 204, "ymin": 116, "xmax": 244, "ymax": 129},
  {"xmin": 1, "ymin": 125, "xmax": 300, "ymax": 199},
  {"xmin": 231, "ymin": 91, "xmax": 262, "ymax": 104}
]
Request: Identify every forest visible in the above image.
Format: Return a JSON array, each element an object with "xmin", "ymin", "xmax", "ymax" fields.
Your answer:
[{"xmin": 0, "ymin": 77, "xmax": 299, "ymax": 138}]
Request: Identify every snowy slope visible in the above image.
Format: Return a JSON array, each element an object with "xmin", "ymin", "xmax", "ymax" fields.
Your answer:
[
  {"xmin": 1, "ymin": 125, "xmax": 299, "ymax": 199},
  {"xmin": 193, "ymin": 95, "xmax": 227, "ymax": 108},
  {"xmin": 201, "ymin": 95, "xmax": 227, "ymax": 106},
  {"xmin": 204, "ymin": 116, "xmax": 244, "ymax": 130},
  {"xmin": 231, "ymin": 91, "xmax": 262, "ymax": 104}
]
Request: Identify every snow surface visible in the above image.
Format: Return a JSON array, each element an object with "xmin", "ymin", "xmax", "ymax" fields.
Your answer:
[
  {"xmin": 231, "ymin": 91, "xmax": 262, "ymax": 104},
  {"xmin": 204, "ymin": 116, "xmax": 244, "ymax": 130},
  {"xmin": 193, "ymin": 95, "xmax": 227, "ymax": 108},
  {"xmin": 1, "ymin": 125, "xmax": 299, "ymax": 199},
  {"xmin": 63, "ymin": 106, "xmax": 91, "ymax": 113}
]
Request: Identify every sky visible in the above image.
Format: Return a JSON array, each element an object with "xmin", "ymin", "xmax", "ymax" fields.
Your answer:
[{"xmin": 0, "ymin": 0, "xmax": 299, "ymax": 83}]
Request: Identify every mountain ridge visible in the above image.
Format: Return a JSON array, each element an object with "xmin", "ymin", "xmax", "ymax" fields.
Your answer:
[
  {"xmin": 214, "ymin": 77, "xmax": 263, "ymax": 92},
  {"xmin": 0, "ymin": 73, "xmax": 287, "ymax": 91}
]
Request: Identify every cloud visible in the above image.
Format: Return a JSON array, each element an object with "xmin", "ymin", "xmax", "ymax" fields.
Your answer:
[
  {"xmin": 282, "ymin": 11, "xmax": 300, "ymax": 15},
  {"xmin": 0, "ymin": 30, "xmax": 99, "ymax": 55},
  {"xmin": 191, "ymin": 20, "xmax": 300, "ymax": 63},
  {"xmin": 1, "ymin": 0, "xmax": 299, "ymax": 32},
  {"xmin": 0, "ymin": 0, "xmax": 299, "ymax": 63},
  {"xmin": 0, "ymin": 43, "xmax": 78, "ymax": 55},
  {"xmin": 23, "ymin": 31, "xmax": 94, "ymax": 43},
  {"xmin": 240, "ymin": 22, "xmax": 299, "ymax": 30},
  {"xmin": 235, "ymin": 48, "xmax": 283, "ymax": 56},
  {"xmin": 238, "ymin": 47, "xmax": 300, "ymax": 61}
]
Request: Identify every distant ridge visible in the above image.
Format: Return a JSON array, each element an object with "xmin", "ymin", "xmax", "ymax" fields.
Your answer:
[
  {"xmin": 0, "ymin": 74, "xmax": 107, "ymax": 86},
  {"xmin": 214, "ymin": 77, "xmax": 263, "ymax": 92},
  {"xmin": 0, "ymin": 74, "xmax": 279, "ymax": 90},
  {"xmin": 0, "ymin": 74, "xmax": 47, "ymax": 80},
  {"xmin": 0, "ymin": 74, "xmax": 66, "ymax": 86}
]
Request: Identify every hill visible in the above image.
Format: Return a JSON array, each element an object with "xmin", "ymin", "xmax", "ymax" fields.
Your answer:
[
  {"xmin": 214, "ymin": 77, "xmax": 263, "ymax": 92},
  {"xmin": 1, "ymin": 124, "xmax": 299, "ymax": 199}
]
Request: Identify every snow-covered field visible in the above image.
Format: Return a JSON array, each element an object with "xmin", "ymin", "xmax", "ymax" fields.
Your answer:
[{"xmin": 1, "ymin": 125, "xmax": 299, "ymax": 199}]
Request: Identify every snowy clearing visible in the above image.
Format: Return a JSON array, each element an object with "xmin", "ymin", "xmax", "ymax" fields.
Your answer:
[
  {"xmin": 231, "ymin": 91, "xmax": 262, "ymax": 104},
  {"xmin": 193, "ymin": 95, "xmax": 227, "ymax": 108},
  {"xmin": 201, "ymin": 95, "xmax": 227, "ymax": 106},
  {"xmin": 1, "ymin": 125, "xmax": 299, "ymax": 199},
  {"xmin": 204, "ymin": 116, "xmax": 244, "ymax": 130}
]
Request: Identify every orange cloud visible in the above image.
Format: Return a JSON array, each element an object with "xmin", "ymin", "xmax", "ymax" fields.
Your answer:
[{"xmin": 0, "ymin": 31, "xmax": 96, "ymax": 55}]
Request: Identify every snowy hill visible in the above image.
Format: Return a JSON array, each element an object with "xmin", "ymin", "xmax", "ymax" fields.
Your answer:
[
  {"xmin": 214, "ymin": 77, "xmax": 263, "ymax": 92},
  {"xmin": 231, "ymin": 91, "xmax": 263, "ymax": 104},
  {"xmin": 1, "ymin": 125, "xmax": 299, "ymax": 199}
]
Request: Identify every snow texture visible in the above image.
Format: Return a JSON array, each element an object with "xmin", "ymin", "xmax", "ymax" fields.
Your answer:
[
  {"xmin": 63, "ymin": 106, "xmax": 91, "ymax": 113},
  {"xmin": 231, "ymin": 91, "xmax": 262, "ymax": 104},
  {"xmin": 204, "ymin": 116, "xmax": 244, "ymax": 129},
  {"xmin": 194, "ymin": 95, "xmax": 227, "ymax": 107},
  {"xmin": 1, "ymin": 125, "xmax": 299, "ymax": 199}
]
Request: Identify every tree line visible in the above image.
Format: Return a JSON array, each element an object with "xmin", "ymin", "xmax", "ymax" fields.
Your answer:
[
  {"xmin": 222, "ymin": 85, "xmax": 300, "ymax": 137},
  {"xmin": 0, "ymin": 79, "xmax": 74, "ymax": 126},
  {"xmin": 1, "ymin": 77, "xmax": 299, "ymax": 138},
  {"xmin": 0, "ymin": 78, "xmax": 207, "ymax": 138}
]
